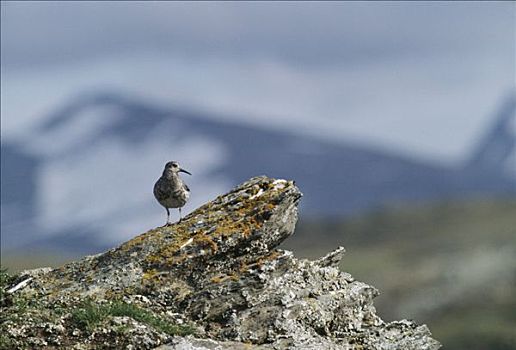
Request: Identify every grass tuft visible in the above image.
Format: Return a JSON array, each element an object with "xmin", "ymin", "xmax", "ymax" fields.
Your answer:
[
  {"xmin": 70, "ymin": 300, "xmax": 110, "ymax": 331},
  {"xmin": 70, "ymin": 299, "xmax": 196, "ymax": 336},
  {"xmin": 0, "ymin": 268, "xmax": 13, "ymax": 306}
]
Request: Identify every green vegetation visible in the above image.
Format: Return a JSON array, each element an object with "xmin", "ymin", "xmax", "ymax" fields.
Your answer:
[
  {"xmin": 0, "ymin": 268, "xmax": 10, "ymax": 306},
  {"xmin": 1, "ymin": 269, "xmax": 195, "ymax": 348},
  {"xmin": 71, "ymin": 299, "xmax": 196, "ymax": 336},
  {"xmin": 0, "ymin": 269, "xmax": 30, "ymax": 316},
  {"xmin": 70, "ymin": 300, "xmax": 110, "ymax": 331},
  {"xmin": 0, "ymin": 333, "xmax": 16, "ymax": 350},
  {"xmin": 432, "ymin": 303, "xmax": 516, "ymax": 350},
  {"xmin": 0, "ymin": 270, "xmax": 16, "ymax": 349},
  {"xmin": 1, "ymin": 269, "xmax": 32, "ymax": 350}
]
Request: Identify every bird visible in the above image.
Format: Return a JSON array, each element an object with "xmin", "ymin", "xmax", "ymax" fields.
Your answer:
[{"xmin": 153, "ymin": 161, "xmax": 191, "ymax": 225}]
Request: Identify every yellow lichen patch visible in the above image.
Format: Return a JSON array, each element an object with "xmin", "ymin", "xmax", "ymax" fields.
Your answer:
[
  {"xmin": 142, "ymin": 268, "xmax": 158, "ymax": 281},
  {"xmin": 137, "ymin": 178, "xmax": 292, "ymax": 269},
  {"xmin": 210, "ymin": 251, "xmax": 283, "ymax": 285},
  {"xmin": 140, "ymin": 269, "xmax": 172, "ymax": 289},
  {"xmin": 263, "ymin": 250, "xmax": 282, "ymax": 262},
  {"xmin": 209, "ymin": 196, "xmax": 273, "ymax": 238},
  {"xmin": 210, "ymin": 273, "xmax": 239, "ymax": 283},
  {"xmin": 212, "ymin": 219, "xmax": 249, "ymax": 238},
  {"xmin": 164, "ymin": 253, "xmax": 192, "ymax": 267},
  {"xmin": 193, "ymin": 234, "xmax": 218, "ymax": 252},
  {"xmin": 147, "ymin": 237, "xmax": 188, "ymax": 261},
  {"xmin": 145, "ymin": 254, "xmax": 162, "ymax": 266},
  {"xmin": 143, "ymin": 225, "xmax": 196, "ymax": 266},
  {"xmin": 119, "ymin": 227, "xmax": 164, "ymax": 251}
]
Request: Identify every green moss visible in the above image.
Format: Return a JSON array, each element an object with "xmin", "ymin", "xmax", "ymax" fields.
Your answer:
[
  {"xmin": 115, "ymin": 323, "xmax": 130, "ymax": 334},
  {"xmin": 70, "ymin": 299, "xmax": 195, "ymax": 336},
  {"xmin": 0, "ymin": 268, "xmax": 15, "ymax": 307},
  {"xmin": 0, "ymin": 333, "xmax": 16, "ymax": 350},
  {"xmin": 70, "ymin": 300, "xmax": 110, "ymax": 330},
  {"xmin": 0, "ymin": 268, "xmax": 11, "ymax": 287},
  {"xmin": 109, "ymin": 301, "xmax": 196, "ymax": 336},
  {"xmin": 0, "ymin": 269, "xmax": 33, "ymax": 323}
]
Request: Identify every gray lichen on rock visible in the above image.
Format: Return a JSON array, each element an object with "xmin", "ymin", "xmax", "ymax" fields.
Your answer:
[{"xmin": 1, "ymin": 176, "xmax": 441, "ymax": 349}]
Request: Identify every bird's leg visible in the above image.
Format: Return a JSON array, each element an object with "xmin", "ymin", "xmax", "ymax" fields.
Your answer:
[
  {"xmin": 178, "ymin": 208, "xmax": 182, "ymax": 222},
  {"xmin": 166, "ymin": 208, "xmax": 171, "ymax": 226}
]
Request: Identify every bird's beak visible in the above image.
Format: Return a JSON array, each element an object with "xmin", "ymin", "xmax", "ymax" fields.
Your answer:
[{"xmin": 179, "ymin": 168, "xmax": 192, "ymax": 175}]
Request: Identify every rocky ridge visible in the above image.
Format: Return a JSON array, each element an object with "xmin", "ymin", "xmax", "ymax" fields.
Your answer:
[{"xmin": 1, "ymin": 176, "xmax": 441, "ymax": 349}]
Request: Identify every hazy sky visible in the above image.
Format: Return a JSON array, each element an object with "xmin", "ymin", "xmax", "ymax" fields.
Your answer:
[
  {"xmin": 2, "ymin": 2, "xmax": 514, "ymax": 67},
  {"xmin": 1, "ymin": 1, "xmax": 515, "ymax": 163}
]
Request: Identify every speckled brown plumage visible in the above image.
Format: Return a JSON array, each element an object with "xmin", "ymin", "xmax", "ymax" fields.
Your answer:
[{"xmin": 153, "ymin": 161, "xmax": 191, "ymax": 225}]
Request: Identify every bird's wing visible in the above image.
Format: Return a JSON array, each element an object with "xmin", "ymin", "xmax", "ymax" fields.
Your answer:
[{"xmin": 154, "ymin": 180, "xmax": 169, "ymax": 201}]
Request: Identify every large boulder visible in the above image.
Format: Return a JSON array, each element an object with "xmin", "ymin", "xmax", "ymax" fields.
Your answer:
[{"xmin": 1, "ymin": 176, "xmax": 440, "ymax": 349}]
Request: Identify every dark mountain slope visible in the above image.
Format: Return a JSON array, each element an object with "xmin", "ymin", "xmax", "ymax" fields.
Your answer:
[{"xmin": 1, "ymin": 92, "xmax": 514, "ymax": 253}]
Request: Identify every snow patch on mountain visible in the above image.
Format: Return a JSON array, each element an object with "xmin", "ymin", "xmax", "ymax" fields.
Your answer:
[
  {"xmin": 2, "ymin": 52, "xmax": 512, "ymax": 165},
  {"xmin": 35, "ymin": 124, "xmax": 231, "ymax": 244}
]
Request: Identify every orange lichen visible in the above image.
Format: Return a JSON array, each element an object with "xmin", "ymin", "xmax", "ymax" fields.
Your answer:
[
  {"xmin": 239, "ymin": 261, "xmax": 249, "ymax": 273},
  {"xmin": 242, "ymin": 251, "xmax": 282, "ymax": 272},
  {"xmin": 120, "ymin": 227, "xmax": 163, "ymax": 251},
  {"xmin": 140, "ymin": 178, "xmax": 290, "ymax": 269}
]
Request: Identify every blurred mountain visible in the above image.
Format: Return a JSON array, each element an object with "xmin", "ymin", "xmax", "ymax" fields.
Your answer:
[
  {"xmin": 466, "ymin": 94, "xmax": 516, "ymax": 179},
  {"xmin": 1, "ymin": 92, "xmax": 515, "ymax": 254}
]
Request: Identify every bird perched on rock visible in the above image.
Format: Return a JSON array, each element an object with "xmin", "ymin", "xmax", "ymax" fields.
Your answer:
[{"xmin": 154, "ymin": 161, "xmax": 191, "ymax": 225}]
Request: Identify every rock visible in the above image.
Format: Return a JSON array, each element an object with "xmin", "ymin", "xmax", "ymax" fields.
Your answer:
[
  {"xmin": 0, "ymin": 176, "xmax": 440, "ymax": 349},
  {"xmin": 156, "ymin": 337, "xmax": 270, "ymax": 350}
]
